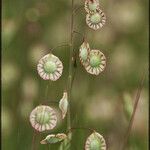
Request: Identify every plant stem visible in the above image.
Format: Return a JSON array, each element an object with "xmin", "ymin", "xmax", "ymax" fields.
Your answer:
[
  {"xmin": 121, "ymin": 71, "xmax": 146, "ymax": 150},
  {"xmin": 67, "ymin": 0, "xmax": 74, "ymax": 132},
  {"xmin": 73, "ymin": 5, "xmax": 84, "ymax": 14},
  {"xmin": 51, "ymin": 43, "xmax": 70, "ymax": 52},
  {"xmin": 31, "ymin": 131, "xmax": 36, "ymax": 150},
  {"xmin": 73, "ymin": 30, "xmax": 85, "ymax": 39},
  {"xmin": 59, "ymin": 1, "xmax": 75, "ymax": 149},
  {"xmin": 66, "ymin": 127, "xmax": 95, "ymax": 134}
]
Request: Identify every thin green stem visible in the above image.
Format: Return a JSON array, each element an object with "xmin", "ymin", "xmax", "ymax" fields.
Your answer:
[
  {"xmin": 73, "ymin": 5, "xmax": 84, "ymax": 14},
  {"xmin": 59, "ymin": 1, "xmax": 76, "ymax": 149},
  {"xmin": 31, "ymin": 131, "xmax": 36, "ymax": 150},
  {"xmin": 47, "ymin": 145, "xmax": 50, "ymax": 150},
  {"xmin": 66, "ymin": 127, "xmax": 95, "ymax": 134},
  {"xmin": 51, "ymin": 43, "xmax": 70, "ymax": 52},
  {"xmin": 121, "ymin": 71, "xmax": 146, "ymax": 150},
  {"xmin": 45, "ymin": 82, "xmax": 49, "ymax": 100},
  {"xmin": 67, "ymin": 0, "xmax": 74, "ymax": 132},
  {"xmin": 31, "ymin": 130, "xmax": 40, "ymax": 150},
  {"xmin": 73, "ymin": 30, "xmax": 85, "ymax": 40}
]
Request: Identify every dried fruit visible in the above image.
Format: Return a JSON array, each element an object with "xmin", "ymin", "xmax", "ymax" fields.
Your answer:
[
  {"xmin": 37, "ymin": 53, "xmax": 63, "ymax": 81},
  {"xmin": 85, "ymin": 131, "xmax": 106, "ymax": 150},
  {"xmin": 85, "ymin": 49, "xmax": 106, "ymax": 75},
  {"xmin": 59, "ymin": 92, "xmax": 68, "ymax": 119},
  {"xmin": 79, "ymin": 41, "xmax": 90, "ymax": 66},
  {"xmin": 85, "ymin": 0, "xmax": 100, "ymax": 14},
  {"xmin": 86, "ymin": 10, "xmax": 106, "ymax": 30},
  {"xmin": 40, "ymin": 133, "xmax": 67, "ymax": 144},
  {"xmin": 29, "ymin": 105, "xmax": 57, "ymax": 132}
]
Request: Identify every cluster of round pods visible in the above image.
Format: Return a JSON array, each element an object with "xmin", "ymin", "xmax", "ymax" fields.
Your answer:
[
  {"xmin": 29, "ymin": 0, "xmax": 107, "ymax": 149},
  {"xmin": 29, "ymin": 92, "xmax": 68, "ymax": 132},
  {"xmin": 39, "ymin": 130, "xmax": 106, "ymax": 150},
  {"xmin": 36, "ymin": 42, "xmax": 106, "ymax": 81},
  {"xmin": 85, "ymin": 0, "xmax": 106, "ymax": 30},
  {"xmin": 29, "ymin": 93, "xmax": 106, "ymax": 149},
  {"xmin": 79, "ymin": 40, "xmax": 106, "ymax": 75}
]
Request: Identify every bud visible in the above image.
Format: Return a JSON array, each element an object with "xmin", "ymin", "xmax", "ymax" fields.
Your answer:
[
  {"xmin": 40, "ymin": 133, "xmax": 67, "ymax": 144},
  {"xmin": 84, "ymin": 0, "xmax": 100, "ymax": 14},
  {"xmin": 86, "ymin": 10, "xmax": 106, "ymax": 30},
  {"xmin": 79, "ymin": 41, "xmax": 90, "ymax": 66},
  {"xmin": 85, "ymin": 131, "xmax": 106, "ymax": 150},
  {"xmin": 59, "ymin": 92, "xmax": 68, "ymax": 119}
]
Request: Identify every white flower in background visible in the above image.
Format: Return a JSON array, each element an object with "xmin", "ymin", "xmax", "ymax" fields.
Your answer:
[
  {"xmin": 85, "ymin": 0, "xmax": 100, "ymax": 14},
  {"xmin": 86, "ymin": 10, "xmax": 106, "ymax": 30},
  {"xmin": 85, "ymin": 49, "xmax": 106, "ymax": 75},
  {"xmin": 85, "ymin": 131, "xmax": 106, "ymax": 150},
  {"xmin": 59, "ymin": 92, "xmax": 68, "ymax": 119},
  {"xmin": 37, "ymin": 53, "xmax": 63, "ymax": 81},
  {"xmin": 2, "ymin": 62, "xmax": 20, "ymax": 89},
  {"xmin": 29, "ymin": 105, "xmax": 57, "ymax": 132},
  {"xmin": 79, "ymin": 41, "xmax": 90, "ymax": 66}
]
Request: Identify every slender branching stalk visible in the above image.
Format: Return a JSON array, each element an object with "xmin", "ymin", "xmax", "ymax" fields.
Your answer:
[
  {"xmin": 73, "ymin": 5, "xmax": 84, "ymax": 13},
  {"xmin": 51, "ymin": 44, "xmax": 70, "ymax": 52},
  {"xmin": 121, "ymin": 71, "xmax": 147, "ymax": 150},
  {"xmin": 67, "ymin": 0, "xmax": 74, "ymax": 133},
  {"xmin": 59, "ymin": 0, "xmax": 75, "ymax": 149},
  {"xmin": 59, "ymin": 1, "xmax": 77, "ymax": 150},
  {"xmin": 73, "ymin": 30, "xmax": 85, "ymax": 39},
  {"xmin": 31, "ymin": 131, "xmax": 36, "ymax": 150},
  {"xmin": 66, "ymin": 127, "xmax": 95, "ymax": 134}
]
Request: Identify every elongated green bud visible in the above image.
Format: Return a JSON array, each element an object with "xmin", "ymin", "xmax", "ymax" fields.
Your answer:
[{"xmin": 59, "ymin": 92, "xmax": 68, "ymax": 119}]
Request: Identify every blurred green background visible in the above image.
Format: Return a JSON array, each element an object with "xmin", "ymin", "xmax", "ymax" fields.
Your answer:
[{"xmin": 2, "ymin": 0, "xmax": 149, "ymax": 149}]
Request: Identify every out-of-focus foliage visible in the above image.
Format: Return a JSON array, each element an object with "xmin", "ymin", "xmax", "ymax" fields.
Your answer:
[{"xmin": 2, "ymin": 0, "xmax": 149, "ymax": 149}]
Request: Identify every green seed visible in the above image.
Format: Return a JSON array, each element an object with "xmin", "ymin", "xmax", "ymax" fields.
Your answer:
[
  {"xmin": 90, "ymin": 13, "xmax": 101, "ymax": 23},
  {"xmin": 89, "ymin": 3, "xmax": 97, "ymax": 11},
  {"xmin": 89, "ymin": 139, "xmax": 101, "ymax": 150},
  {"xmin": 47, "ymin": 137, "xmax": 60, "ymax": 144},
  {"xmin": 36, "ymin": 111, "xmax": 50, "ymax": 124},
  {"xmin": 90, "ymin": 55, "xmax": 101, "ymax": 67},
  {"xmin": 44, "ymin": 61, "xmax": 57, "ymax": 73},
  {"xmin": 80, "ymin": 48, "xmax": 88, "ymax": 61}
]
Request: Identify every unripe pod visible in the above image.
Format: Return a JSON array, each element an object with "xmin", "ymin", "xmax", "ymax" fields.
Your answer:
[
  {"xmin": 85, "ymin": 131, "xmax": 106, "ymax": 150},
  {"xmin": 29, "ymin": 105, "xmax": 57, "ymax": 132},
  {"xmin": 37, "ymin": 53, "xmax": 63, "ymax": 81}
]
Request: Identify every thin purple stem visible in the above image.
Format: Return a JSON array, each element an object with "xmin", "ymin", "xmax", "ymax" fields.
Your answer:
[{"xmin": 121, "ymin": 71, "xmax": 147, "ymax": 150}]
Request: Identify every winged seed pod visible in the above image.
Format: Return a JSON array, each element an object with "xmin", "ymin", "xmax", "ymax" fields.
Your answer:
[
  {"xmin": 59, "ymin": 92, "xmax": 68, "ymax": 119},
  {"xmin": 37, "ymin": 53, "xmax": 63, "ymax": 81},
  {"xmin": 86, "ymin": 10, "xmax": 106, "ymax": 30},
  {"xmin": 85, "ymin": 131, "xmax": 106, "ymax": 150},
  {"xmin": 40, "ymin": 133, "xmax": 67, "ymax": 144},
  {"xmin": 29, "ymin": 105, "xmax": 57, "ymax": 132},
  {"xmin": 79, "ymin": 41, "xmax": 90, "ymax": 66},
  {"xmin": 84, "ymin": 0, "xmax": 100, "ymax": 14},
  {"xmin": 85, "ymin": 49, "xmax": 106, "ymax": 75}
]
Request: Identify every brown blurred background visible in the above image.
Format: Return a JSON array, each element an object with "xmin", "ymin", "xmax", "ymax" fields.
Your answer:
[{"xmin": 2, "ymin": 0, "xmax": 149, "ymax": 149}]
